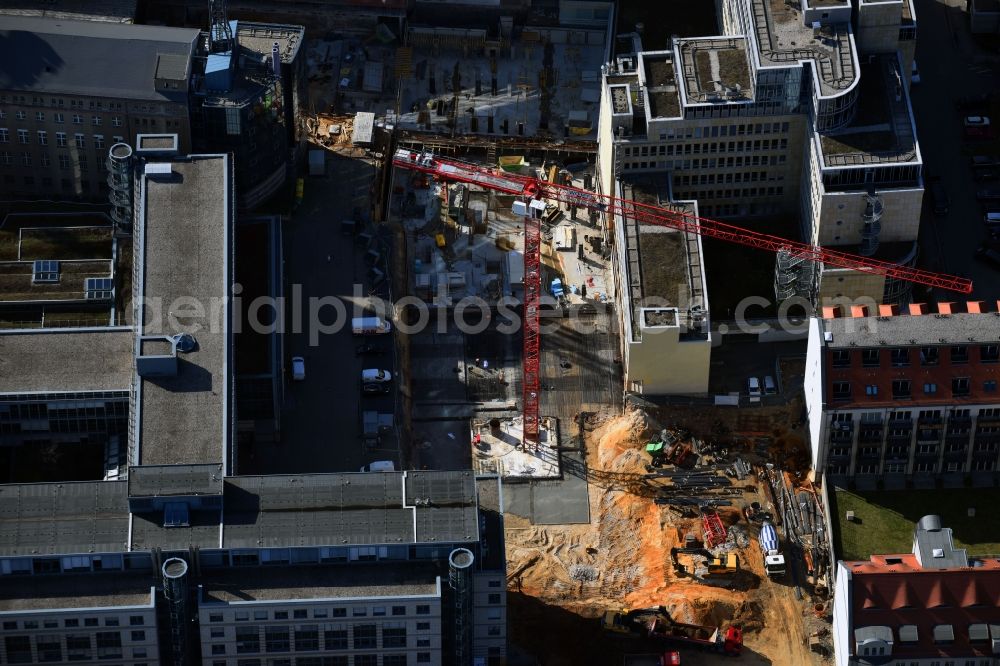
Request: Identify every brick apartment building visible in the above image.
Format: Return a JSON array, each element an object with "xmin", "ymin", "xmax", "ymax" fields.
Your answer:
[
  {"xmin": 833, "ymin": 515, "xmax": 1000, "ymax": 666},
  {"xmin": 806, "ymin": 302, "xmax": 1000, "ymax": 488}
]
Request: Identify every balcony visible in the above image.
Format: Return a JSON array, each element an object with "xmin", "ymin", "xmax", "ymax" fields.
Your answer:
[
  {"xmin": 830, "ymin": 431, "xmax": 854, "ymax": 444},
  {"xmin": 917, "ymin": 429, "xmax": 942, "ymax": 442},
  {"xmin": 859, "ymin": 429, "xmax": 884, "ymax": 443}
]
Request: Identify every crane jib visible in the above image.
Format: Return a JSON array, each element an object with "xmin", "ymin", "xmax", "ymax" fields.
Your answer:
[{"xmin": 392, "ymin": 151, "xmax": 974, "ymax": 293}]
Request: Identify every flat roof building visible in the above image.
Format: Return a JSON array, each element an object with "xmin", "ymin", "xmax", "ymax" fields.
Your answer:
[
  {"xmin": 0, "ymin": 143, "xmax": 506, "ymax": 664},
  {"xmin": 597, "ymin": 0, "xmax": 923, "ymax": 306},
  {"xmin": 610, "ymin": 177, "xmax": 711, "ymax": 395}
]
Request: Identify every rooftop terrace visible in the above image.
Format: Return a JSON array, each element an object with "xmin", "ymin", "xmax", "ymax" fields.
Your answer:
[
  {"xmin": 750, "ymin": 0, "xmax": 856, "ymax": 96},
  {"xmin": 0, "ymin": 329, "xmax": 133, "ymax": 394},
  {"xmin": 200, "ymin": 564, "xmax": 441, "ymax": 603},
  {"xmin": 0, "ymin": 573, "xmax": 154, "ymax": 612},
  {"xmin": 677, "ymin": 37, "xmax": 754, "ymax": 104},
  {"xmin": 619, "ymin": 178, "xmax": 706, "ymax": 340},
  {"xmin": 818, "ymin": 55, "xmax": 917, "ymax": 166},
  {"xmin": 136, "ymin": 155, "xmax": 231, "ymax": 467},
  {"xmin": 641, "ymin": 53, "xmax": 681, "ymax": 119}
]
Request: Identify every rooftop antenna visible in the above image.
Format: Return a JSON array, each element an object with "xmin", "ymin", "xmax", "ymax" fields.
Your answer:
[{"xmin": 208, "ymin": 0, "xmax": 233, "ymax": 54}]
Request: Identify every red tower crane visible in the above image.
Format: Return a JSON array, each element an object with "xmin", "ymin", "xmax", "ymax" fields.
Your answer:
[{"xmin": 392, "ymin": 149, "xmax": 973, "ymax": 445}]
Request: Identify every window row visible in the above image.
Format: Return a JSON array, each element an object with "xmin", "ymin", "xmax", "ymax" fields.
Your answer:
[
  {"xmin": 230, "ymin": 623, "xmax": 430, "ymax": 654},
  {"xmin": 655, "ymin": 121, "xmax": 790, "ymax": 141},
  {"xmin": 831, "ymin": 345, "xmax": 1000, "ymax": 368},
  {"xmin": 212, "ymin": 605, "xmax": 432, "ymax": 623},
  {"xmin": 673, "ymin": 186, "xmax": 785, "ymax": 200},
  {"xmin": 832, "ymin": 378, "xmax": 993, "ymax": 400},
  {"xmin": 623, "ymin": 137, "xmax": 789, "ymax": 158},
  {"xmin": 227, "ymin": 655, "xmax": 432, "ymax": 666},
  {"xmin": 2, "ymin": 615, "xmax": 144, "ymax": 631}
]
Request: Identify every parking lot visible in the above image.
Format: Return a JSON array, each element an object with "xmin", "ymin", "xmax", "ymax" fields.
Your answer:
[
  {"xmin": 912, "ymin": 0, "xmax": 1000, "ymax": 301},
  {"xmin": 245, "ymin": 155, "xmax": 400, "ymax": 474}
]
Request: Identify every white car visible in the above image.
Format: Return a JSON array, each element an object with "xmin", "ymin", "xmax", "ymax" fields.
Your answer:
[
  {"xmin": 361, "ymin": 368, "xmax": 392, "ymax": 383},
  {"xmin": 747, "ymin": 377, "xmax": 762, "ymax": 398},
  {"xmin": 291, "ymin": 356, "xmax": 305, "ymax": 381},
  {"xmin": 910, "ymin": 60, "xmax": 920, "ymax": 84}
]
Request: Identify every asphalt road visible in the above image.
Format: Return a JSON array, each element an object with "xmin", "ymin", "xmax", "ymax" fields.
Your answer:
[
  {"xmin": 911, "ymin": 0, "xmax": 1000, "ymax": 301},
  {"xmin": 248, "ymin": 155, "xmax": 399, "ymax": 474}
]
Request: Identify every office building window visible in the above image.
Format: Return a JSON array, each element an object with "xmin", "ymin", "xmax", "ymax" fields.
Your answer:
[
  {"xmin": 5, "ymin": 636, "xmax": 31, "ymax": 663},
  {"xmin": 354, "ymin": 657, "xmax": 377, "ymax": 666},
  {"xmin": 72, "ymin": 114, "xmax": 82, "ymax": 124},
  {"xmin": 56, "ymin": 132, "xmax": 66, "ymax": 147},
  {"xmin": 985, "ymin": 380, "xmax": 998, "ymax": 393},
  {"xmin": 17, "ymin": 129, "xmax": 28, "ymax": 143},
  {"xmin": 862, "ymin": 349, "xmax": 880, "ymax": 367},
  {"xmin": 983, "ymin": 345, "xmax": 1000, "ymax": 363},
  {"xmin": 92, "ymin": 115, "xmax": 102, "ymax": 126},
  {"xmin": 324, "ymin": 628, "xmax": 347, "ymax": 650},
  {"xmin": 953, "ymin": 378, "xmax": 971, "ymax": 397},
  {"xmin": 920, "ymin": 347, "xmax": 939, "ymax": 365},
  {"xmin": 95, "ymin": 632, "xmax": 122, "ymax": 659},
  {"xmin": 353, "ymin": 625, "xmax": 377, "ymax": 649},
  {"xmin": 130, "ymin": 630, "xmax": 145, "ymax": 641},
  {"xmin": 383, "ymin": 657, "xmax": 407, "ymax": 666},
  {"xmin": 264, "ymin": 627, "xmax": 289, "ymax": 653},
  {"xmin": 20, "ymin": 152, "xmax": 30, "ymax": 166},
  {"xmin": 235, "ymin": 626, "xmax": 259, "ymax": 654},
  {"xmin": 37, "ymin": 130, "xmax": 47, "ymax": 145},
  {"xmin": 37, "ymin": 637, "xmax": 62, "ymax": 662},
  {"xmin": 892, "ymin": 380, "xmax": 912, "ymax": 398},
  {"xmin": 417, "ymin": 653, "xmax": 431, "ymax": 663},
  {"xmin": 75, "ymin": 133, "xmax": 85, "ymax": 148},
  {"xmin": 416, "ymin": 605, "xmax": 431, "ymax": 615},
  {"xmin": 15, "ymin": 110, "xmax": 25, "ymax": 120},
  {"xmin": 294, "ymin": 626, "xmax": 318, "ymax": 651},
  {"xmin": 94, "ymin": 134, "xmax": 105, "ymax": 149},
  {"xmin": 0, "ymin": 128, "xmax": 7, "ymax": 143},
  {"xmin": 59, "ymin": 155, "xmax": 70, "ymax": 170},
  {"xmin": 212, "ymin": 645, "xmax": 226, "ymax": 655},
  {"xmin": 112, "ymin": 116, "xmax": 122, "ymax": 127},
  {"xmin": 383, "ymin": 623, "xmax": 407, "ymax": 648},
  {"xmin": 54, "ymin": 112, "xmax": 63, "ymax": 123},
  {"xmin": 952, "ymin": 345, "xmax": 969, "ymax": 363}
]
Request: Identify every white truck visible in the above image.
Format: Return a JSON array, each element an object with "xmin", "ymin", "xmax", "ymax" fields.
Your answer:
[{"xmin": 759, "ymin": 522, "xmax": 786, "ymax": 577}]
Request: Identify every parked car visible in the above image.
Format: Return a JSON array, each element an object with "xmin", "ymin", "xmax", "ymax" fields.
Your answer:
[
  {"xmin": 291, "ymin": 356, "xmax": 305, "ymax": 381},
  {"xmin": 763, "ymin": 376, "xmax": 777, "ymax": 395},
  {"xmin": 964, "ymin": 115, "xmax": 992, "ymax": 139},
  {"xmin": 355, "ymin": 343, "xmax": 386, "ymax": 356},
  {"xmin": 361, "ymin": 369, "xmax": 392, "ymax": 383},
  {"xmin": 362, "ymin": 383, "xmax": 391, "ymax": 395},
  {"xmin": 930, "ymin": 179, "xmax": 950, "ymax": 215},
  {"xmin": 910, "ymin": 60, "xmax": 920, "ymax": 84},
  {"xmin": 359, "ymin": 460, "xmax": 395, "ymax": 472},
  {"xmin": 747, "ymin": 377, "xmax": 762, "ymax": 398},
  {"xmin": 972, "ymin": 155, "xmax": 1000, "ymax": 168},
  {"xmin": 975, "ymin": 245, "xmax": 1000, "ymax": 268},
  {"xmin": 977, "ymin": 187, "xmax": 1000, "ymax": 201}
]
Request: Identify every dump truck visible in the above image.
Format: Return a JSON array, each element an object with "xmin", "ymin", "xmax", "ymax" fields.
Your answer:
[
  {"xmin": 759, "ymin": 521, "xmax": 786, "ymax": 577},
  {"xmin": 602, "ymin": 606, "xmax": 743, "ymax": 656}
]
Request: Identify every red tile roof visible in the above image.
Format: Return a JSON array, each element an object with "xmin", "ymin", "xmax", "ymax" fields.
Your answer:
[{"xmin": 847, "ymin": 557, "xmax": 1000, "ymax": 658}]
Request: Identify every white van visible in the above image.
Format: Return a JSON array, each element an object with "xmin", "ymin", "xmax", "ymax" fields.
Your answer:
[
  {"xmin": 352, "ymin": 316, "xmax": 391, "ymax": 335},
  {"xmin": 360, "ymin": 460, "xmax": 395, "ymax": 472},
  {"xmin": 361, "ymin": 369, "xmax": 392, "ymax": 383},
  {"xmin": 291, "ymin": 356, "xmax": 305, "ymax": 381}
]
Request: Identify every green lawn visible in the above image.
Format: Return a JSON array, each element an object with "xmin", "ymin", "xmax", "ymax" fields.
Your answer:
[{"xmin": 831, "ymin": 487, "xmax": 1000, "ymax": 562}]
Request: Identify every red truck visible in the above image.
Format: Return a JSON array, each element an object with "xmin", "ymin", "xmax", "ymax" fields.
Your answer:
[
  {"xmin": 603, "ymin": 606, "xmax": 743, "ymax": 657},
  {"xmin": 647, "ymin": 616, "xmax": 743, "ymax": 656},
  {"xmin": 624, "ymin": 652, "xmax": 681, "ymax": 666}
]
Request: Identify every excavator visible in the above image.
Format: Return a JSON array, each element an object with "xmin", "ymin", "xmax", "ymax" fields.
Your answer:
[{"xmin": 602, "ymin": 606, "xmax": 743, "ymax": 656}]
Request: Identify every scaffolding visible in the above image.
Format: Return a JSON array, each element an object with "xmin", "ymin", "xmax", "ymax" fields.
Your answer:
[{"xmin": 774, "ymin": 247, "xmax": 816, "ymax": 302}]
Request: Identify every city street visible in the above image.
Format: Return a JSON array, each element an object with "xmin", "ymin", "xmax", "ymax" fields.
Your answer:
[
  {"xmin": 249, "ymin": 154, "xmax": 399, "ymax": 474},
  {"xmin": 912, "ymin": 0, "xmax": 1000, "ymax": 301}
]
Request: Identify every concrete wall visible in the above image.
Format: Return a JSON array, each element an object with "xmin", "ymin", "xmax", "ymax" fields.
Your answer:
[
  {"xmin": 817, "ymin": 267, "xmax": 887, "ymax": 303},
  {"xmin": 805, "ymin": 317, "xmax": 827, "ymax": 471},
  {"xmin": 816, "ymin": 186, "xmax": 923, "ymax": 246},
  {"xmin": 831, "ymin": 561, "xmax": 852, "ymax": 666},
  {"xmin": 626, "ymin": 323, "xmax": 712, "ymax": 394},
  {"xmin": 854, "ymin": 0, "xmax": 904, "ymax": 54}
]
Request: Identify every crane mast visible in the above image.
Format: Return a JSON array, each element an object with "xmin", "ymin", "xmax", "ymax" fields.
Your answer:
[{"xmin": 392, "ymin": 149, "xmax": 974, "ymax": 445}]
